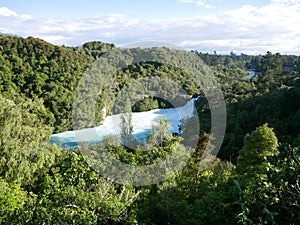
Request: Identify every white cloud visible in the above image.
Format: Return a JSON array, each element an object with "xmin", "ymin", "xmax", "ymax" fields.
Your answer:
[
  {"xmin": 271, "ymin": 0, "xmax": 300, "ymax": 5},
  {"xmin": 179, "ymin": 0, "xmax": 213, "ymax": 8},
  {"xmin": 0, "ymin": 7, "xmax": 32, "ymax": 19},
  {"xmin": 0, "ymin": 7, "xmax": 18, "ymax": 17},
  {"xmin": 0, "ymin": 3, "xmax": 300, "ymax": 55}
]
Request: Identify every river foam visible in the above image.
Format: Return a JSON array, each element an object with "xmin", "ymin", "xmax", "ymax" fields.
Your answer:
[{"xmin": 49, "ymin": 98, "xmax": 198, "ymax": 148}]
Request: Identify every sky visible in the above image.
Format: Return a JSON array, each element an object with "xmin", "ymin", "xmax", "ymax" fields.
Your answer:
[{"xmin": 0, "ymin": 0, "xmax": 300, "ymax": 54}]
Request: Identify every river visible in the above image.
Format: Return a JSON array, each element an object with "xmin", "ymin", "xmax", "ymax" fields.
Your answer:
[{"xmin": 49, "ymin": 98, "xmax": 198, "ymax": 149}]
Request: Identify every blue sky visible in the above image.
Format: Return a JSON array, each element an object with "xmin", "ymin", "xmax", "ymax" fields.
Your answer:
[
  {"xmin": 0, "ymin": 0, "xmax": 269, "ymax": 19},
  {"xmin": 0, "ymin": 0, "xmax": 300, "ymax": 54}
]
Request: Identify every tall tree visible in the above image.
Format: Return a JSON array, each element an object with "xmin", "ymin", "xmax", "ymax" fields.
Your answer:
[
  {"xmin": 237, "ymin": 124, "xmax": 278, "ymax": 174},
  {"xmin": 0, "ymin": 95, "xmax": 59, "ymax": 185}
]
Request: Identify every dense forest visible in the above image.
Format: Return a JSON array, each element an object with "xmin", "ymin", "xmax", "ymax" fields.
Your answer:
[{"xmin": 0, "ymin": 35, "xmax": 299, "ymax": 224}]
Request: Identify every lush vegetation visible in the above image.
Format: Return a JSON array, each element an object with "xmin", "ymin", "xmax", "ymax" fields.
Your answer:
[{"xmin": 0, "ymin": 35, "xmax": 299, "ymax": 224}]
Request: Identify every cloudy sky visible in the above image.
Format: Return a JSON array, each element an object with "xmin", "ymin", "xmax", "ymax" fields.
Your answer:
[{"xmin": 0, "ymin": 0, "xmax": 300, "ymax": 54}]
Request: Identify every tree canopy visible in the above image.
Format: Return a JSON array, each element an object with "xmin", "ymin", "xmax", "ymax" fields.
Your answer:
[{"xmin": 0, "ymin": 35, "xmax": 299, "ymax": 224}]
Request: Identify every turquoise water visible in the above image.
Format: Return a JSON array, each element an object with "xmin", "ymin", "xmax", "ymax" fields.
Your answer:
[{"xmin": 49, "ymin": 98, "xmax": 198, "ymax": 149}]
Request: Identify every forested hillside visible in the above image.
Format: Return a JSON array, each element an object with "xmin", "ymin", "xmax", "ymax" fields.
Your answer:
[
  {"xmin": 0, "ymin": 35, "xmax": 114, "ymax": 131},
  {"xmin": 0, "ymin": 35, "xmax": 299, "ymax": 224}
]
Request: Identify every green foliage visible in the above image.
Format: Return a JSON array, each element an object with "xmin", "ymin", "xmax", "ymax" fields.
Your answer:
[
  {"xmin": 120, "ymin": 111, "xmax": 136, "ymax": 149},
  {"xmin": 0, "ymin": 95, "xmax": 59, "ymax": 186},
  {"xmin": 237, "ymin": 124, "xmax": 279, "ymax": 174},
  {"xmin": 132, "ymin": 97, "xmax": 159, "ymax": 112},
  {"xmin": 147, "ymin": 117, "xmax": 171, "ymax": 147},
  {"xmin": 195, "ymin": 50, "xmax": 257, "ymax": 69},
  {"xmin": 113, "ymin": 61, "xmax": 198, "ymax": 97},
  {"xmin": 1, "ymin": 36, "xmax": 300, "ymax": 224},
  {"xmin": 217, "ymin": 87, "xmax": 300, "ymax": 162},
  {"xmin": 82, "ymin": 41, "xmax": 115, "ymax": 59},
  {"xmin": 233, "ymin": 145, "xmax": 300, "ymax": 225},
  {"xmin": 0, "ymin": 35, "xmax": 94, "ymax": 132},
  {"xmin": 6, "ymin": 151, "xmax": 140, "ymax": 224},
  {"xmin": 257, "ymin": 51, "xmax": 283, "ymax": 76},
  {"xmin": 0, "ymin": 178, "xmax": 27, "ymax": 222}
]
